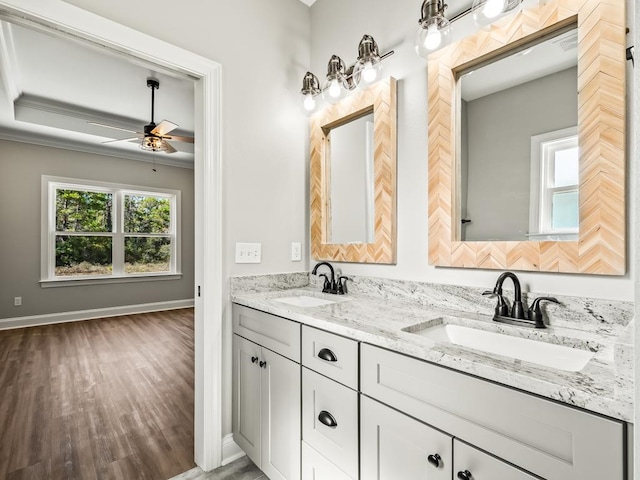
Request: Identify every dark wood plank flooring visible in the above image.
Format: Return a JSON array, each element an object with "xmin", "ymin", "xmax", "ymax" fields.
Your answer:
[{"xmin": 0, "ymin": 308, "xmax": 195, "ymax": 480}]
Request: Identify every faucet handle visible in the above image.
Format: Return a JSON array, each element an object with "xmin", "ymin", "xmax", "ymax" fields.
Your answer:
[
  {"xmin": 318, "ymin": 273, "xmax": 331, "ymax": 293},
  {"xmin": 528, "ymin": 296, "xmax": 559, "ymax": 328},
  {"xmin": 337, "ymin": 276, "xmax": 350, "ymax": 295},
  {"xmin": 482, "ymin": 290, "xmax": 509, "ymax": 317}
]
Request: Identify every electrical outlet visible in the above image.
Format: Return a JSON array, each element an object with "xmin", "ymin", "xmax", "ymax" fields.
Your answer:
[
  {"xmin": 291, "ymin": 242, "xmax": 301, "ymax": 261},
  {"xmin": 14, "ymin": 297, "xmax": 22, "ymax": 306},
  {"xmin": 235, "ymin": 243, "xmax": 262, "ymax": 263}
]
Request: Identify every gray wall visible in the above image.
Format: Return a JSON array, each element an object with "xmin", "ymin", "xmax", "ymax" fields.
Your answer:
[
  {"xmin": 463, "ymin": 67, "xmax": 578, "ymax": 241},
  {"xmin": 0, "ymin": 139, "xmax": 194, "ymax": 318},
  {"xmin": 310, "ymin": 0, "xmax": 635, "ymax": 302}
]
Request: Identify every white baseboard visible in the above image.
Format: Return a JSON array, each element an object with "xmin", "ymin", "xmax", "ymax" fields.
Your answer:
[
  {"xmin": 221, "ymin": 433, "xmax": 245, "ymax": 466},
  {"xmin": 0, "ymin": 299, "xmax": 194, "ymax": 330}
]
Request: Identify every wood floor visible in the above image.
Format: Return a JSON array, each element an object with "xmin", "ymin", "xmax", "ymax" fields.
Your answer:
[{"xmin": 0, "ymin": 308, "xmax": 195, "ymax": 480}]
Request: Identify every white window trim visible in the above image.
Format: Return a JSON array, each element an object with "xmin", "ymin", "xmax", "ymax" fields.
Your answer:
[
  {"xmin": 528, "ymin": 126, "xmax": 579, "ymax": 241},
  {"xmin": 41, "ymin": 175, "xmax": 181, "ymax": 286}
]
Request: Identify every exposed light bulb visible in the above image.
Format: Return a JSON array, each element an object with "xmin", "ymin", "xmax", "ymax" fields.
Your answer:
[
  {"xmin": 424, "ymin": 24, "xmax": 442, "ymax": 51},
  {"xmin": 303, "ymin": 93, "xmax": 316, "ymax": 111},
  {"xmin": 362, "ymin": 61, "xmax": 377, "ymax": 83},
  {"xmin": 483, "ymin": 0, "xmax": 505, "ymax": 19},
  {"xmin": 328, "ymin": 78, "xmax": 342, "ymax": 98}
]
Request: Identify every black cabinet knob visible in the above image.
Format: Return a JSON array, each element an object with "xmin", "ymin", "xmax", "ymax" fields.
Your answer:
[
  {"xmin": 318, "ymin": 348, "xmax": 338, "ymax": 362},
  {"xmin": 251, "ymin": 356, "xmax": 258, "ymax": 364},
  {"xmin": 317, "ymin": 410, "xmax": 338, "ymax": 428},
  {"xmin": 457, "ymin": 470, "xmax": 472, "ymax": 480},
  {"xmin": 427, "ymin": 453, "xmax": 441, "ymax": 468},
  {"xmin": 259, "ymin": 360, "xmax": 267, "ymax": 368}
]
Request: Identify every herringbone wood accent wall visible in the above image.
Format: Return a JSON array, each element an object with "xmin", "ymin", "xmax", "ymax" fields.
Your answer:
[
  {"xmin": 310, "ymin": 77, "xmax": 397, "ymax": 264},
  {"xmin": 428, "ymin": 0, "xmax": 626, "ymax": 274}
]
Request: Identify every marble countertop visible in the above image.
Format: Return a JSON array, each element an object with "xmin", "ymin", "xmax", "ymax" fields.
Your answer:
[{"xmin": 231, "ymin": 287, "xmax": 634, "ymax": 422}]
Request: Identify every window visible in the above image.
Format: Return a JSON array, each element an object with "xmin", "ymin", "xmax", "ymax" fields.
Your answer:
[
  {"xmin": 42, "ymin": 176, "xmax": 180, "ymax": 285},
  {"xmin": 529, "ymin": 127, "xmax": 579, "ymax": 241}
]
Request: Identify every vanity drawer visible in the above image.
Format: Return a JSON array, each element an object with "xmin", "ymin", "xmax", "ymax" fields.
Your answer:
[
  {"xmin": 233, "ymin": 304, "xmax": 300, "ymax": 362},
  {"xmin": 302, "ymin": 326, "xmax": 358, "ymax": 389},
  {"xmin": 361, "ymin": 343, "xmax": 625, "ymax": 480},
  {"xmin": 302, "ymin": 368, "xmax": 359, "ymax": 479},
  {"xmin": 302, "ymin": 441, "xmax": 355, "ymax": 480}
]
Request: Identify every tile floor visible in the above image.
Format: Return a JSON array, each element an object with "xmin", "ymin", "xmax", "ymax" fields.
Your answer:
[{"xmin": 170, "ymin": 456, "xmax": 265, "ymax": 480}]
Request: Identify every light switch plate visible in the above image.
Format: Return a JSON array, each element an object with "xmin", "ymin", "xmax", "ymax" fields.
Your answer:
[
  {"xmin": 291, "ymin": 242, "xmax": 301, "ymax": 261},
  {"xmin": 235, "ymin": 243, "xmax": 262, "ymax": 263}
]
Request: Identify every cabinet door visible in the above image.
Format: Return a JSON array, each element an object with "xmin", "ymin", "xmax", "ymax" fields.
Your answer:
[
  {"xmin": 302, "ymin": 441, "xmax": 355, "ymax": 480},
  {"xmin": 361, "ymin": 396, "xmax": 452, "ymax": 480},
  {"xmin": 260, "ymin": 347, "xmax": 301, "ymax": 480},
  {"xmin": 453, "ymin": 440, "xmax": 538, "ymax": 480},
  {"xmin": 232, "ymin": 334, "xmax": 262, "ymax": 466}
]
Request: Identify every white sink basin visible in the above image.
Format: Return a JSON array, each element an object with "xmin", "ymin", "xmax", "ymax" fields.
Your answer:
[
  {"xmin": 274, "ymin": 295, "xmax": 337, "ymax": 308},
  {"xmin": 410, "ymin": 323, "xmax": 594, "ymax": 372}
]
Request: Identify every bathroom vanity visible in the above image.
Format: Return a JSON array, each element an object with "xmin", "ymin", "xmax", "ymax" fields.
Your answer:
[{"xmin": 231, "ymin": 287, "xmax": 632, "ymax": 480}]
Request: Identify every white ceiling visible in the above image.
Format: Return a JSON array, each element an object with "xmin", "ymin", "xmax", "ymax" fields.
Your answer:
[{"xmin": 0, "ymin": 21, "xmax": 195, "ymax": 167}]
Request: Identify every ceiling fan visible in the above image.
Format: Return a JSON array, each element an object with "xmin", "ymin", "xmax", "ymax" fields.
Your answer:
[{"xmin": 89, "ymin": 78, "xmax": 193, "ymax": 154}]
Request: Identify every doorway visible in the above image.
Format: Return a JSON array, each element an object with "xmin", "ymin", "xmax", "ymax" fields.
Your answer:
[{"xmin": 0, "ymin": 0, "xmax": 223, "ymax": 472}]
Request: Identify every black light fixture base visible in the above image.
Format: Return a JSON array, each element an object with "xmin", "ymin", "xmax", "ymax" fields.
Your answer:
[{"xmin": 147, "ymin": 78, "xmax": 160, "ymax": 90}]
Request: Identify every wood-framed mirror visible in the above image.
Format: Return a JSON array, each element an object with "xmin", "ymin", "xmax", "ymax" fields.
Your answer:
[
  {"xmin": 310, "ymin": 77, "xmax": 397, "ymax": 263},
  {"xmin": 427, "ymin": 0, "xmax": 626, "ymax": 274}
]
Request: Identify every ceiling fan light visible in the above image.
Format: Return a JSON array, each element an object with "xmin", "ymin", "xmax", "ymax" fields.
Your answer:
[{"xmin": 140, "ymin": 136, "xmax": 168, "ymax": 152}]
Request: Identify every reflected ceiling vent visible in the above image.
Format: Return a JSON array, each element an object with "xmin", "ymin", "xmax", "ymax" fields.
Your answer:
[{"xmin": 554, "ymin": 31, "xmax": 578, "ymax": 52}]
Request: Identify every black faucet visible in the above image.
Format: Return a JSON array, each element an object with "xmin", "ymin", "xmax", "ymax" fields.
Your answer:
[
  {"xmin": 483, "ymin": 271, "xmax": 559, "ymax": 328},
  {"xmin": 311, "ymin": 262, "xmax": 338, "ymax": 294}
]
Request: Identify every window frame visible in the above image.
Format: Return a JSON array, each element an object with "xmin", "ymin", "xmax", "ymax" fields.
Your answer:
[
  {"xmin": 41, "ymin": 176, "xmax": 181, "ymax": 287},
  {"xmin": 528, "ymin": 127, "xmax": 579, "ymax": 241}
]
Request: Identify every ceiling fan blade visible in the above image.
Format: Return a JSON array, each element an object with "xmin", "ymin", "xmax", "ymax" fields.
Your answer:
[
  {"xmin": 151, "ymin": 120, "xmax": 178, "ymax": 136},
  {"xmin": 102, "ymin": 137, "xmax": 140, "ymax": 144},
  {"xmin": 162, "ymin": 140, "xmax": 178, "ymax": 154},
  {"xmin": 165, "ymin": 134, "xmax": 194, "ymax": 144},
  {"xmin": 89, "ymin": 121, "xmax": 139, "ymax": 134}
]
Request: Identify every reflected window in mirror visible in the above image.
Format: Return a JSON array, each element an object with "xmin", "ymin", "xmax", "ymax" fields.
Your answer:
[
  {"xmin": 328, "ymin": 112, "xmax": 375, "ymax": 244},
  {"xmin": 528, "ymin": 127, "xmax": 578, "ymax": 241},
  {"xmin": 458, "ymin": 26, "xmax": 578, "ymax": 242}
]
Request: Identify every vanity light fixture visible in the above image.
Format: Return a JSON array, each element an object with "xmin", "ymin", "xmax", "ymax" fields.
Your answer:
[
  {"xmin": 471, "ymin": 0, "xmax": 522, "ymax": 27},
  {"xmin": 323, "ymin": 55, "xmax": 350, "ymax": 105},
  {"xmin": 353, "ymin": 35, "xmax": 384, "ymax": 90},
  {"xmin": 300, "ymin": 35, "xmax": 394, "ymax": 114},
  {"xmin": 300, "ymin": 71, "xmax": 322, "ymax": 113},
  {"xmin": 415, "ymin": 0, "xmax": 451, "ymax": 58}
]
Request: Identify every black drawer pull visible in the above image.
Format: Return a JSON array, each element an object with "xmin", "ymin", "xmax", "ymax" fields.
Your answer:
[
  {"xmin": 318, "ymin": 410, "xmax": 338, "ymax": 428},
  {"xmin": 251, "ymin": 356, "xmax": 258, "ymax": 364},
  {"xmin": 427, "ymin": 453, "xmax": 441, "ymax": 468},
  {"xmin": 259, "ymin": 360, "xmax": 267, "ymax": 368},
  {"xmin": 318, "ymin": 348, "xmax": 338, "ymax": 362},
  {"xmin": 457, "ymin": 470, "xmax": 472, "ymax": 480}
]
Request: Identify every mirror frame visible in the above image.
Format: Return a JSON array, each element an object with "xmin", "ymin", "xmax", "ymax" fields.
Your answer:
[
  {"xmin": 427, "ymin": 0, "xmax": 626, "ymax": 274},
  {"xmin": 310, "ymin": 77, "xmax": 397, "ymax": 263}
]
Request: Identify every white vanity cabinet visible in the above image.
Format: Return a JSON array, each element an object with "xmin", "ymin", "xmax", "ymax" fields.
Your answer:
[
  {"xmin": 361, "ymin": 343, "xmax": 626, "ymax": 480},
  {"xmin": 301, "ymin": 326, "xmax": 359, "ymax": 480},
  {"xmin": 232, "ymin": 305, "xmax": 301, "ymax": 480}
]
